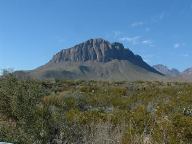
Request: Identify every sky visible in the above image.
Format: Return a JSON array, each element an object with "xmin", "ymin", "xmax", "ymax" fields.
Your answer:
[{"xmin": 0, "ymin": 0, "xmax": 192, "ymax": 72}]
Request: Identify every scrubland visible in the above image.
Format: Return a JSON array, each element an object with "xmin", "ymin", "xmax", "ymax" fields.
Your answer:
[{"xmin": 0, "ymin": 75, "xmax": 192, "ymax": 143}]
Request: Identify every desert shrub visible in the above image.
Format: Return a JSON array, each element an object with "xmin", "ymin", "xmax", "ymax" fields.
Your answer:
[
  {"xmin": 42, "ymin": 94, "xmax": 64, "ymax": 107},
  {"xmin": 62, "ymin": 97, "xmax": 77, "ymax": 110},
  {"xmin": 1, "ymin": 78, "xmax": 192, "ymax": 143},
  {"xmin": 173, "ymin": 114, "xmax": 192, "ymax": 143},
  {"xmin": 109, "ymin": 87, "xmax": 127, "ymax": 97},
  {"xmin": 80, "ymin": 85, "xmax": 98, "ymax": 93},
  {"xmin": 0, "ymin": 75, "xmax": 18, "ymax": 118},
  {"xmin": 0, "ymin": 75, "xmax": 58, "ymax": 143}
]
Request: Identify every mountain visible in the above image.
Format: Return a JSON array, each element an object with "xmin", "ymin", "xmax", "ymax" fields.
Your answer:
[
  {"xmin": 179, "ymin": 67, "xmax": 192, "ymax": 81},
  {"xmin": 15, "ymin": 38, "xmax": 164, "ymax": 81},
  {"xmin": 182, "ymin": 67, "xmax": 192, "ymax": 75},
  {"xmin": 152, "ymin": 64, "xmax": 192, "ymax": 81},
  {"xmin": 153, "ymin": 64, "xmax": 180, "ymax": 77}
]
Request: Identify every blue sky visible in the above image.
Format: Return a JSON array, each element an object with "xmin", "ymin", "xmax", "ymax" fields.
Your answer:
[{"xmin": 0, "ymin": 0, "xmax": 192, "ymax": 72}]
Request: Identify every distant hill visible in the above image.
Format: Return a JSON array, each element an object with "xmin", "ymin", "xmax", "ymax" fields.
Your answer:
[
  {"xmin": 153, "ymin": 64, "xmax": 180, "ymax": 77},
  {"xmin": 153, "ymin": 64, "xmax": 192, "ymax": 81},
  {"xmin": 15, "ymin": 38, "xmax": 165, "ymax": 81},
  {"xmin": 179, "ymin": 67, "xmax": 192, "ymax": 81},
  {"xmin": 182, "ymin": 67, "xmax": 192, "ymax": 76}
]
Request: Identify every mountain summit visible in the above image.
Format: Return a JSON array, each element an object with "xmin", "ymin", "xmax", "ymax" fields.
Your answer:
[{"xmin": 15, "ymin": 38, "xmax": 164, "ymax": 81}]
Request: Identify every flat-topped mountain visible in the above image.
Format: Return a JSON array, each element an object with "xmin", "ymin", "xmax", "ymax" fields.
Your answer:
[{"xmin": 15, "ymin": 38, "xmax": 164, "ymax": 81}]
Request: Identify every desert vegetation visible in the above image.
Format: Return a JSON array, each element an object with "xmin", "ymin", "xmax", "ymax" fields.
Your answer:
[{"xmin": 0, "ymin": 74, "xmax": 192, "ymax": 143}]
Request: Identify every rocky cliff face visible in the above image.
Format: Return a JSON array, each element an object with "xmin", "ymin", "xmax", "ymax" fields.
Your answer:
[{"xmin": 49, "ymin": 38, "xmax": 161, "ymax": 75}]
